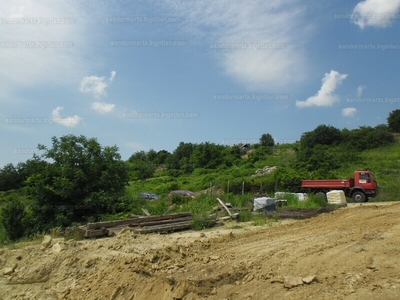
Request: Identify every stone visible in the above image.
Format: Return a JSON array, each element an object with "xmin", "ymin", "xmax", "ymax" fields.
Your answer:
[
  {"xmin": 302, "ymin": 275, "xmax": 316, "ymax": 284},
  {"xmin": 41, "ymin": 235, "xmax": 52, "ymax": 249},
  {"xmin": 284, "ymin": 276, "xmax": 304, "ymax": 289},
  {"xmin": 52, "ymin": 242, "xmax": 66, "ymax": 254},
  {"xmin": 3, "ymin": 267, "xmax": 14, "ymax": 275}
]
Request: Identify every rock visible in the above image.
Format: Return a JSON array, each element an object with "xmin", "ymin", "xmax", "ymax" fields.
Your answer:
[
  {"xmin": 3, "ymin": 267, "xmax": 14, "ymax": 275},
  {"xmin": 210, "ymin": 255, "xmax": 219, "ymax": 260},
  {"xmin": 41, "ymin": 235, "xmax": 52, "ymax": 249},
  {"xmin": 302, "ymin": 275, "xmax": 316, "ymax": 284},
  {"xmin": 199, "ymin": 233, "xmax": 206, "ymax": 238},
  {"xmin": 52, "ymin": 242, "xmax": 66, "ymax": 254},
  {"xmin": 203, "ymin": 257, "xmax": 210, "ymax": 264},
  {"xmin": 284, "ymin": 276, "xmax": 304, "ymax": 289}
]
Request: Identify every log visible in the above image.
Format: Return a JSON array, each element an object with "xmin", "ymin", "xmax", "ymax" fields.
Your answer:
[
  {"xmin": 133, "ymin": 221, "xmax": 193, "ymax": 234},
  {"xmin": 86, "ymin": 212, "xmax": 192, "ymax": 230},
  {"xmin": 128, "ymin": 216, "xmax": 193, "ymax": 228},
  {"xmin": 84, "ymin": 228, "xmax": 109, "ymax": 238}
]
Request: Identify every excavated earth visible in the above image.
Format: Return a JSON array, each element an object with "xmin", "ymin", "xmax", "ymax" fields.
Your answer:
[{"xmin": 1, "ymin": 203, "xmax": 400, "ymax": 300}]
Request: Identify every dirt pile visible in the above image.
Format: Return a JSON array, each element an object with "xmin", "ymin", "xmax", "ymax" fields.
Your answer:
[{"xmin": 1, "ymin": 203, "xmax": 400, "ymax": 299}]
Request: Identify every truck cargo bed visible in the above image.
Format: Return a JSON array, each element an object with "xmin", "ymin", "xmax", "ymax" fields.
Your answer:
[{"xmin": 301, "ymin": 179, "xmax": 352, "ymax": 188}]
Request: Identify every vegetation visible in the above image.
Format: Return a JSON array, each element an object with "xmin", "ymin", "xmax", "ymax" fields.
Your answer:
[
  {"xmin": 1, "ymin": 110, "xmax": 399, "ymax": 244},
  {"xmin": 388, "ymin": 109, "xmax": 400, "ymax": 133}
]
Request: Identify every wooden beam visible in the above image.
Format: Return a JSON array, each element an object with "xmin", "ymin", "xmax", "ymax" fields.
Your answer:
[
  {"xmin": 142, "ymin": 208, "xmax": 151, "ymax": 216},
  {"xmin": 86, "ymin": 212, "xmax": 192, "ymax": 230},
  {"xmin": 129, "ymin": 216, "xmax": 193, "ymax": 228},
  {"xmin": 216, "ymin": 198, "xmax": 233, "ymax": 217}
]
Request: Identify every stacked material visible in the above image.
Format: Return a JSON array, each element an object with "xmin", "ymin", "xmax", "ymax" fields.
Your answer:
[
  {"xmin": 253, "ymin": 197, "xmax": 276, "ymax": 211},
  {"xmin": 326, "ymin": 190, "xmax": 347, "ymax": 205},
  {"xmin": 274, "ymin": 192, "xmax": 309, "ymax": 202}
]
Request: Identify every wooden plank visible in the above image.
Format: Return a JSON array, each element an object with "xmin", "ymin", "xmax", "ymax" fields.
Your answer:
[
  {"xmin": 86, "ymin": 212, "xmax": 192, "ymax": 230},
  {"xmin": 142, "ymin": 208, "xmax": 151, "ymax": 216},
  {"xmin": 133, "ymin": 221, "xmax": 193, "ymax": 234},
  {"xmin": 162, "ymin": 204, "xmax": 176, "ymax": 215},
  {"xmin": 84, "ymin": 228, "xmax": 109, "ymax": 238},
  {"xmin": 218, "ymin": 213, "xmax": 239, "ymax": 220},
  {"xmin": 129, "ymin": 216, "xmax": 193, "ymax": 228},
  {"xmin": 216, "ymin": 198, "xmax": 233, "ymax": 217}
]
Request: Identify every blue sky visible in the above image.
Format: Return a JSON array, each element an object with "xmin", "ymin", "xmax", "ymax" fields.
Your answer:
[{"xmin": 1, "ymin": 0, "xmax": 400, "ymax": 166}]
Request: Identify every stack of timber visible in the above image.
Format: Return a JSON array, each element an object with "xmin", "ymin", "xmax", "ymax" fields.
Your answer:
[{"xmin": 84, "ymin": 212, "xmax": 193, "ymax": 238}]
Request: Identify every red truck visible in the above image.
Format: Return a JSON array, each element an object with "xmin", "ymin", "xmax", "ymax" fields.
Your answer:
[{"xmin": 301, "ymin": 170, "xmax": 378, "ymax": 203}]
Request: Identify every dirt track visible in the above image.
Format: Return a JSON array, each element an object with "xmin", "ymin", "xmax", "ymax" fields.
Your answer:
[{"xmin": 1, "ymin": 203, "xmax": 400, "ymax": 299}]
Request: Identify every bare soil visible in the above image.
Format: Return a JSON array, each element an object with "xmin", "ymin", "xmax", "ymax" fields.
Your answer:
[{"xmin": 1, "ymin": 203, "xmax": 400, "ymax": 299}]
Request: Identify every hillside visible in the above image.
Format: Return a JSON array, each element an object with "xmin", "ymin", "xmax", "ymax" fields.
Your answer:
[
  {"xmin": 126, "ymin": 142, "xmax": 400, "ymax": 202},
  {"xmin": 1, "ymin": 203, "xmax": 400, "ymax": 299}
]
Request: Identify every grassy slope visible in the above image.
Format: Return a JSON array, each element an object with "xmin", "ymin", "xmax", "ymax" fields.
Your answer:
[{"xmin": 126, "ymin": 143, "xmax": 400, "ymax": 203}]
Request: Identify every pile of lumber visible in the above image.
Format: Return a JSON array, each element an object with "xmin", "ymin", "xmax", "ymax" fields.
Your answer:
[{"xmin": 84, "ymin": 212, "xmax": 193, "ymax": 238}]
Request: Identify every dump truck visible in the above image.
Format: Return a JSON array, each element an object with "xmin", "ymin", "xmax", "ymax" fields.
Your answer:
[{"xmin": 301, "ymin": 170, "xmax": 377, "ymax": 203}]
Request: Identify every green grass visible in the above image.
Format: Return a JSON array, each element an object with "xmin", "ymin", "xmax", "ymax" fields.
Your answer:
[{"xmin": 1, "ymin": 142, "xmax": 399, "ymax": 243}]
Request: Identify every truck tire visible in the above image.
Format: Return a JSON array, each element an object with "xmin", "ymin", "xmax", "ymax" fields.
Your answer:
[
  {"xmin": 352, "ymin": 191, "xmax": 366, "ymax": 203},
  {"xmin": 316, "ymin": 192, "xmax": 327, "ymax": 201}
]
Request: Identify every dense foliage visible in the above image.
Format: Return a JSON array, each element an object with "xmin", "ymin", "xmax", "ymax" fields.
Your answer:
[
  {"xmin": 388, "ymin": 109, "xmax": 400, "ymax": 132},
  {"xmin": 1, "ymin": 135, "xmax": 129, "ymax": 239},
  {"xmin": 1, "ymin": 110, "xmax": 398, "ymax": 242}
]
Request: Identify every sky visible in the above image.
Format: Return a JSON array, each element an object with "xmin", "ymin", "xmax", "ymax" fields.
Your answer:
[{"xmin": 1, "ymin": 0, "xmax": 400, "ymax": 167}]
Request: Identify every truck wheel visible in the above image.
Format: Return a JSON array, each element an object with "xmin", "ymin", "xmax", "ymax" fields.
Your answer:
[
  {"xmin": 352, "ymin": 192, "xmax": 366, "ymax": 203},
  {"xmin": 316, "ymin": 192, "xmax": 327, "ymax": 201}
]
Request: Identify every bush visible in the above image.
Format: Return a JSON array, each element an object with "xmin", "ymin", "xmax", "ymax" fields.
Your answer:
[
  {"xmin": 1, "ymin": 200, "xmax": 27, "ymax": 241},
  {"xmin": 191, "ymin": 213, "xmax": 216, "ymax": 230}
]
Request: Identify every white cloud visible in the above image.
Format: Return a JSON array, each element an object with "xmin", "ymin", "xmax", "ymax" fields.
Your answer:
[
  {"xmin": 296, "ymin": 70, "xmax": 348, "ymax": 108},
  {"xmin": 357, "ymin": 85, "xmax": 366, "ymax": 97},
  {"xmin": 342, "ymin": 107, "xmax": 357, "ymax": 117},
  {"xmin": 51, "ymin": 107, "xmax": 82, "ymax": 127},
  {"xmin": 110, "ymin": 71, "xmax": 116, "ymax": 82},
  {"xmin": 161, "ymin": 0, "xmax": 310, "ymax": 91},
  {"xmin": 352, "ymin": 0, "xmax": 400, "ymax": 29},
  {"xmin": 0, "ymin": 1, "xmax": 94, "ymax": 102},
  {"xmin": 91, "ymin": 102, "xmax": 116, "ymax": 114},
  {"xmin": 80, "ymin": 71, "xmax": 116, "ymax": 98}
]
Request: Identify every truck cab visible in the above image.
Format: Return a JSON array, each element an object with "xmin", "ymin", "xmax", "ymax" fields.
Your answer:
[{"xmin": 352, "ymin": 171, "xmax": 378, "ymax": 201}]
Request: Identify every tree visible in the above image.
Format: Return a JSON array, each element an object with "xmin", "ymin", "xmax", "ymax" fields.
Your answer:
[
  {"xmin": 300, "ymin": 125, "xmax": 342, "ymax": 148},
  {"xmin": 388, "ymin": 109, "xmax": 400, "ymax": 132},
  {"xmin": 0, "ymin": 163, "xmax": 21, "ymax": 191},
  {"xmin": 26, "ymin": 134, "xmax": 129, "ymax": 230},
  {"xmin": 260, "ymin": 133, "xmax": 275, "ymax": 147}
]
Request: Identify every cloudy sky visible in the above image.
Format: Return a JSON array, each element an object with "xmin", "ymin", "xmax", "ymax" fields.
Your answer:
[{"xmin": 1, "ymin": 0, "xmax": 400, "ymax": 166}]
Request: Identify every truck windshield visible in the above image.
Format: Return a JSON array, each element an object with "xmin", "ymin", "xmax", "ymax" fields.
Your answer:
[{"xmin": 369, "ymin": 172, "xmax": 376, "ymax": 182}]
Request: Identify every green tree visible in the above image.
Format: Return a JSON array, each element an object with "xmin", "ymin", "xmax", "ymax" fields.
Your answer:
[
  {"xmin": 26, "ymin": 135, "xmax": 129, "ymax": 230},
  {"xmin": 0, "ymin": 200, "xmax": 27, "ymax": 241},
  {"xmin": 0, "ymin": 163, "xmax": 21, "ymax": 191},
  {"xmin": 129, "ymin": 159, "xmax": 156, "ymax": 180},
  {"xmin": 260, "ymin": 133, "xmax": 275, "ymax": 147},
  {"xmin": 300, "ymin": 125, "xmax": 342, "ymax": 148},
  {"xmin": 388, "ymin": 109, "xmax": 400, "ymax": 132}
]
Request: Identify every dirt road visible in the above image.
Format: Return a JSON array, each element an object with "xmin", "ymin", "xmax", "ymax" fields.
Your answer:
[{"xmin": 1, "ymin": 203, "xmax": 400, "ymax": 299}]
